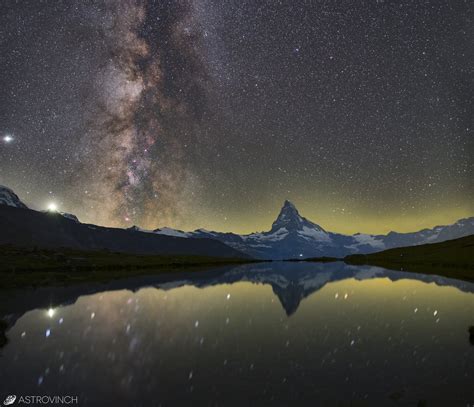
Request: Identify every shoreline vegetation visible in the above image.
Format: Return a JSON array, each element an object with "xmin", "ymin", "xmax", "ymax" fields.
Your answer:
[
  {"xmin": 0, "ymin": 245, "xmax": 258, "ymax": 289},
  {"xmin": 289, "ymin": 235, "xmax": 474, "ymax": 282},
  {"xmin": 343, "ymin": 234, "xmax": 474, "ymax": 282},
  {"xmin": 1, "ymin": 234, "xmax": 473, "ymax": 288}
]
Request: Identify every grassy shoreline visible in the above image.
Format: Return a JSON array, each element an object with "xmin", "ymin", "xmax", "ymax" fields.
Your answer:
[
  {"xmin": 0, "ymin": 245, "xmax": 258, "ymax": 288},
  {"xmin": 344, "ymin": 235, "xmax": 474, "ymax": 282},
  {"xmin": 2, "ymin": 235, "xmax": 473, "ymax": 288}
]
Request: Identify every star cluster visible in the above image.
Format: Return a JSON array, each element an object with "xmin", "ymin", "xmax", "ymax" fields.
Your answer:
[{"xmin": 0, "ymin": 0, "xmax": 472, "ymax": 234}]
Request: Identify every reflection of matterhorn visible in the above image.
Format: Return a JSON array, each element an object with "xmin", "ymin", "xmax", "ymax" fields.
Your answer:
[
  {"xmin": 153, "ymin": 262, "xmax": 474, "ymax": 316},
  {"xmin": 2, "ymin": 262, "xmax": 474, "ymax": 337}
]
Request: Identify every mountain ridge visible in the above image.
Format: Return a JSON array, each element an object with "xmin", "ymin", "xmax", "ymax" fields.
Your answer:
[
  {"xmin": 0, "ymin": 185, "xmax": 28, "ymax": 209},
  {"xmin": 0, "ymin": 185, "xmax": 249, "ymax": 259},
  {"xmin": 1, "ymin": 185, "xmax": 473, "ymax": 260},
  {"xmin": 150, "ymin": 199, "xmax": 474, "ymax": 259}
]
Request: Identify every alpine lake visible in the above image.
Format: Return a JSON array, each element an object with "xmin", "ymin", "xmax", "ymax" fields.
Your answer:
[{"xmin": 0, "ymin": 262, "xmax": 473, "ymax": 406}]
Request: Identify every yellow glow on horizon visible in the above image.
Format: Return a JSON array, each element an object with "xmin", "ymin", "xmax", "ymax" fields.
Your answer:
[
  {"xmin": 60, "ymin": 185, "xmax": 473, "ymax": 236},
  {"xmin": 177, "ymin": 203, "xmax": 473, "ymax": 236}
]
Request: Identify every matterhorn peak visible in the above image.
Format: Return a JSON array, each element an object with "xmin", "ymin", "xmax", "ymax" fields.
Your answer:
[
  {"xmin": 271, "ymin": 200, "xmax": 325, "ymax": 233},
  {"xmin": 283, "ymin": 199, "xmax": 296, "ymax": 208},
  {"xmin": 272, "ymin": 200, "xmax": 302, "ymax": 228}
]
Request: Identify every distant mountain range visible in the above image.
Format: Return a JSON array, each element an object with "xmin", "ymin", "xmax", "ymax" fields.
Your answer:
[
  {"xmin": 149, "ymin": 200, "xmax": 474, "ymax": 259},
  {"xmin": 1, "ymin": 184, "xmax": 473, "ymax": 260},
  {"xmin": 0, "ymin": 185, "xmax": 247, "ymax": 259}
]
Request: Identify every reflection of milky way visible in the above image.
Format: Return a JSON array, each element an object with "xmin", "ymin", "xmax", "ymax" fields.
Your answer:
[{"xmin": 81, "ymin": 0, "xmax": 207, "ymax": 228}]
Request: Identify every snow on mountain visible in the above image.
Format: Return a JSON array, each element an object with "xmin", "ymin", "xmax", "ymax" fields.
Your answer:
[
  {"xmin": 127, "ymin": 226, "xmax": 191, "ymax": 238},
  {"xmin": 271, "ymin": 200, "xmax": 325, "ymax": 233},
  {"xmin": 428, "ymin": 218, "xmax": 474, "ymax": 242},
  {"xmin": 2, "ymin": 183, "xmax": 472, "ymax": 260},
  {"xmin": 152, "ymin": 227, "xmax": 191, "ymax": 238},
  {"xmin": 150, "ymin": 200, "xmax": 338, "ymax": 259},
  {"xmin": 0, "ymin": 185, "xmax": 28, "ymax": 209},
  {"xmin": 151, "ymin": 200, "xmax": 474, "ymax": 260},
  {"xmin": 0, "ymin": 185, "xmax": 82, "ymax": 223},
  {"xmin": 257, "ymin": 227, "xmax": 289, "ymax": 242},
  {"xmin": 346, "ymin": 233, "xmax": 386, "ymax": 251},
  {"xmin": 0, "ymin": 185, "xmax": 81, "ymax": 223},
  {"xmin": 298, "ymin": 225, "xmax": 332, "ymax": 242}
]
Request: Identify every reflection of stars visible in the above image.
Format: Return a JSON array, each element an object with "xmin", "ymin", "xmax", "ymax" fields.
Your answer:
[{"xmin": 3, "ymin": 134, "xmax": 13, "ymax": 143}]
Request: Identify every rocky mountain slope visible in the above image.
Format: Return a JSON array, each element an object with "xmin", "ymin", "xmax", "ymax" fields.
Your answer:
[
  {"xmin": 151, "ymin": 200, "xmax": 474, "ymax": 259},
  {"xmin": 0, "ymin": 186, "xmax": 248, "ymax": 259},
  {"xmin": 1, "ymin": 185, "xmax": 472, "ymax": 260}
]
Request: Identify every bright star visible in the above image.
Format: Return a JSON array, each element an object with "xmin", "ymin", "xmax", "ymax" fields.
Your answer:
[
  {"xmin": 3, "ymin": 135, "xmax": 13, "ymax": 143},
  {"xmin": 47, "ymin": 202, "xmax": 58, "ymax": 212}
]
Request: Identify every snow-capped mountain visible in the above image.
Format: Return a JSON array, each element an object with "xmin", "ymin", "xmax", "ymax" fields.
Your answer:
[
  {"xmin": 151, "ymin": 200, "xmax": 474, "ymax": 259},
  {"xmin": 0, "ymin": 185, "xmax": 28, "ymax": 209},
  {"xmin": 128, "ymin": 201, "xmax": 339, "ymax": 259},
  {"xmin": 0, "ymin": 185, "xmax": 80, "ymax": 222},
  {"xmin": 1, "ymin": 183, "xmax": 472, "ymax": 260},
  {"xmin": 0, "ymin": 197, "xmax": 248, "ymax": 259}
]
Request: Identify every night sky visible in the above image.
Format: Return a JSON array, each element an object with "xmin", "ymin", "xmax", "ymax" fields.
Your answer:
[{"xmin": 0, "ymin": 0, "xmax": 472, "ymax": 234}]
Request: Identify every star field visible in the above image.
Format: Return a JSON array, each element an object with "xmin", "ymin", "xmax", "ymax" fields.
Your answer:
[{"xmin": 0, "ymin": 0, "xmax": 472, "ymax": 234}]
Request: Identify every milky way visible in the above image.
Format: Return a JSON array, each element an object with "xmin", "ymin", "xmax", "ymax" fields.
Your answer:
[
  {"xmin": 0, "ymin": 0, "xmax": 472, "ymax": 234},
  {"xmin": 79, "ymin": 0, "xmax": 209, "ymax": 228}
]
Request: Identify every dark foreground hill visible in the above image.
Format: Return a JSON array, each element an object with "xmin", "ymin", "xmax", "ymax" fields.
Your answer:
[
  {"xmin": 0, "ymin": 245, "xmax": 255, "ymax": 288},
  {"xmin": 345, "ymin": 234, "xmax": 474, "ymax": 281},
  {"xmin": 3, "ymin": 184, "xmax": 474, "ymax": 260},
  {"xmin": 0, "ymin": 204, "xmax": 248, "ymax": 259}
]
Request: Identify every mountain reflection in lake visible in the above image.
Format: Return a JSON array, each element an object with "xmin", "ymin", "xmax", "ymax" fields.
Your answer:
[{"xmin": 0, "ymin": 262, "xmax": 473, "ymax": 406}]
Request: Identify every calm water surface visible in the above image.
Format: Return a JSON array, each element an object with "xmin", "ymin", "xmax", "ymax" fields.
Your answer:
[{"xmin": 0, "ymin": 262, "xmax": 473, "ymax": 406}]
